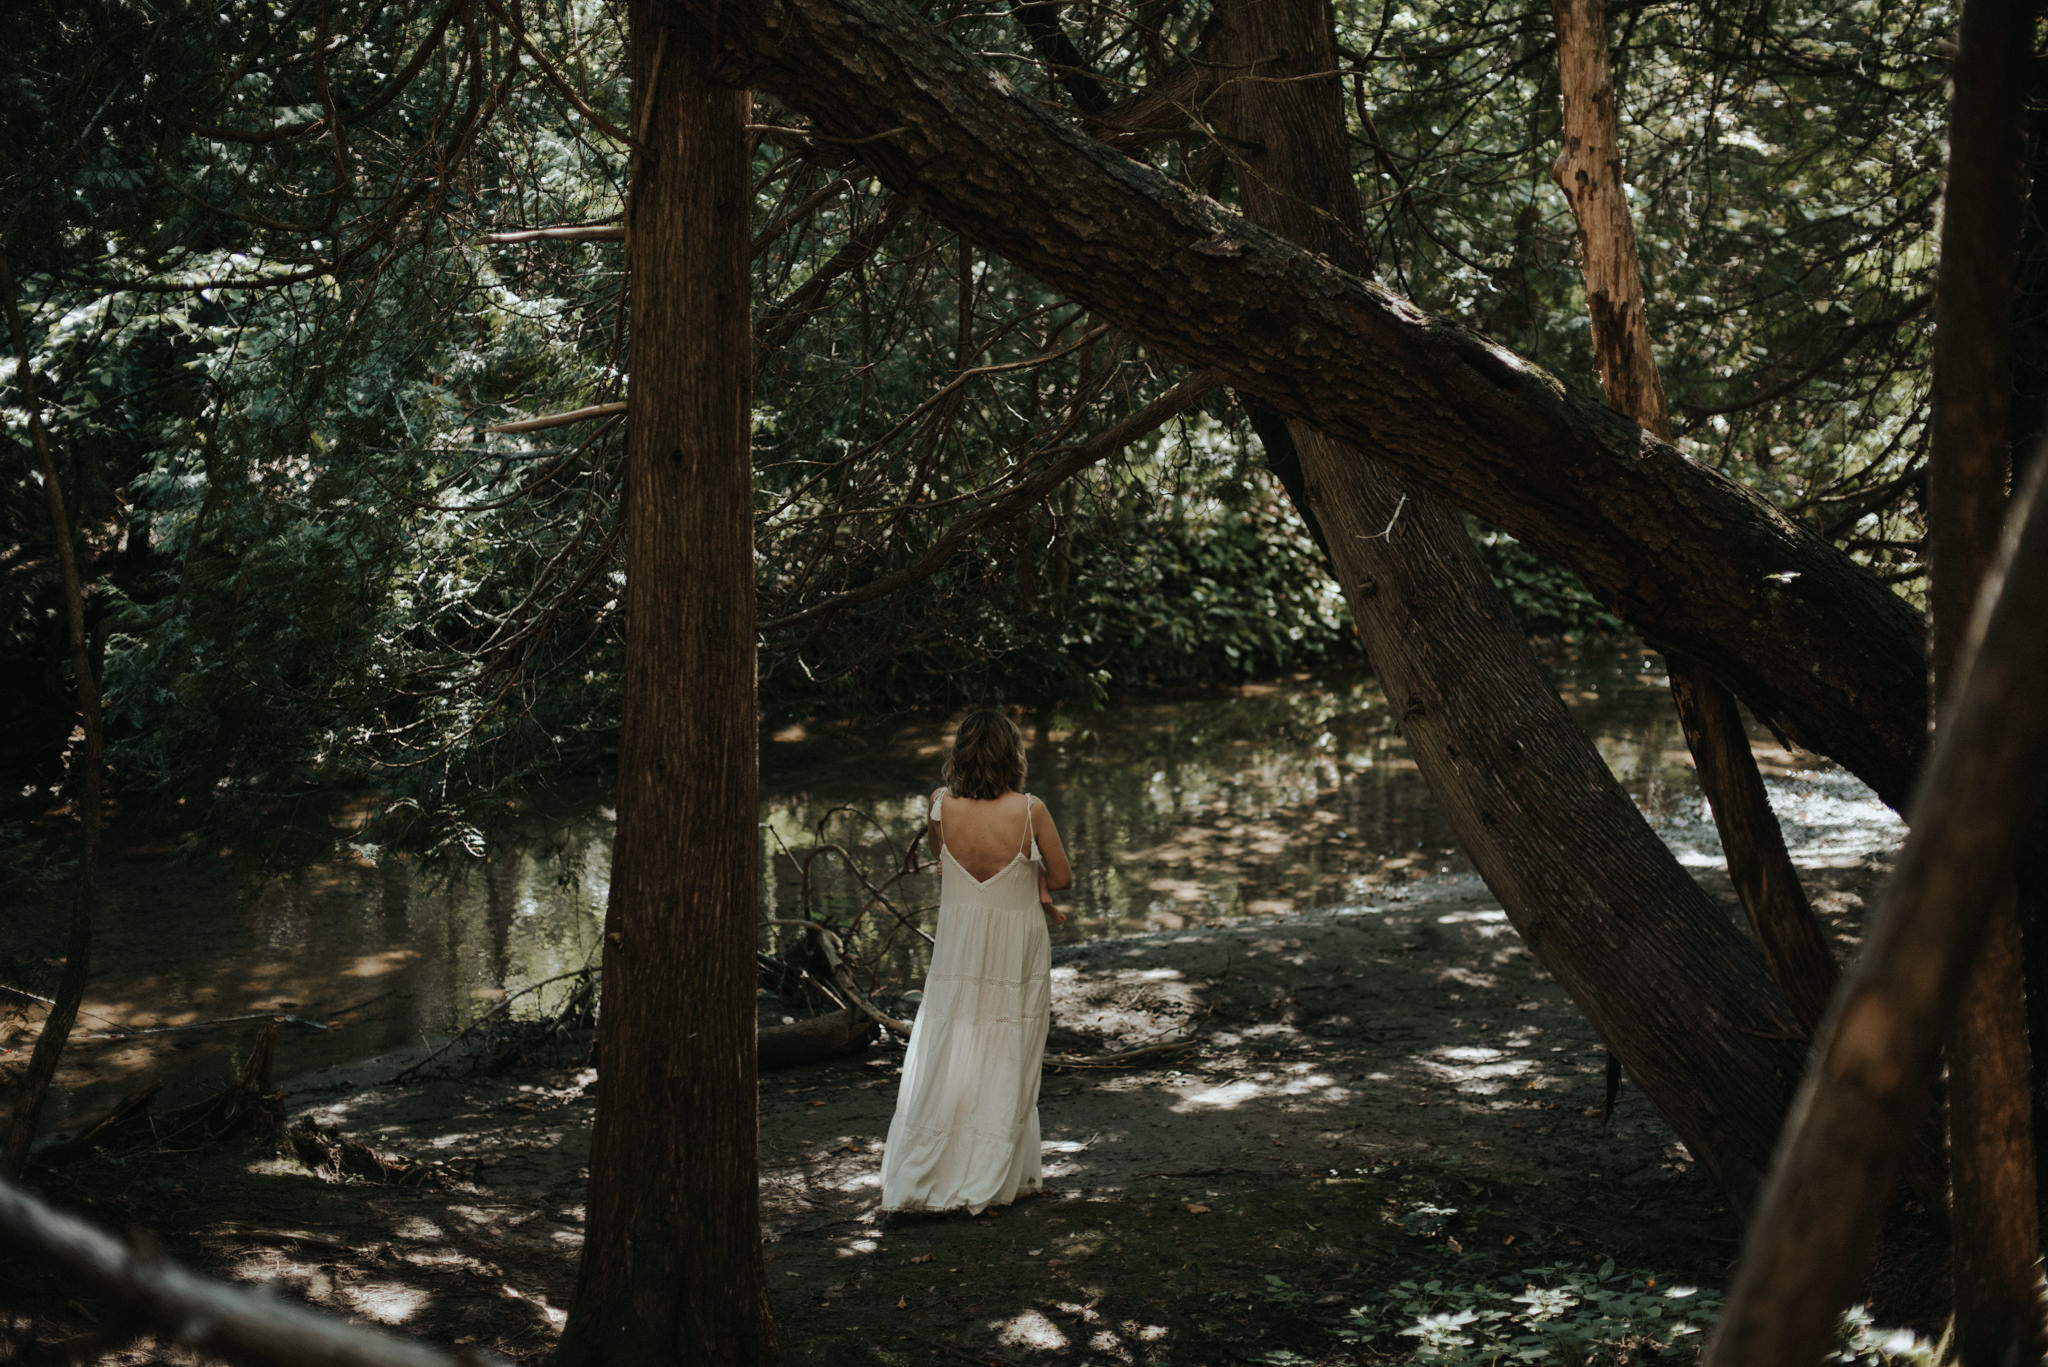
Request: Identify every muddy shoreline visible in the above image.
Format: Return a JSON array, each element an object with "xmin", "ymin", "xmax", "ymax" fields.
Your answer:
[{"xmin": 3, "ymin": 840, "xmax": 1941, "ymax": 1366}]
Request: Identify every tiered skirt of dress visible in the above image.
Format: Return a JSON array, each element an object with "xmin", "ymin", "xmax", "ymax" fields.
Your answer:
[{"xmin": 879, "ymin": 843, "xmax": 1051, "ymax": 1214}]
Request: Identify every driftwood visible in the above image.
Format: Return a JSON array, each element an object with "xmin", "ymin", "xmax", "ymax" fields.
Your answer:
[
  {"xmin": 30, "ymin": 1024, "xmax": 281, "ymax": 1169},
  {"xmin": 758, "ymin": 918, "xmax": 908, "ymax": 1069},
  {"xmin": 150, "ymin": 1021, "xmax": 284, "ymax": 1147},
  {"xmin": 386, "ymin": 966, "xmax": 597, "ymax": 1084},
  {"xmin": 757, "ymin": 1006, "xmax": 873, "ymax": 1071},
  {"xmin": 288, "ymin": 1119, "xmax": 445, "ymax": 1188},
  {"xmin": 1043, "ymin": 1037, "xmax": 1201, "ymax": 1072},
  {"xmin": 0, "ymin": 1175, "xmax": 503, "ymax": 1367}
]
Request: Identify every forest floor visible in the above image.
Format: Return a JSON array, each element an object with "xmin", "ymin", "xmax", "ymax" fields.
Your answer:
[{"xmin": 2, "ymin": 852, "xmax": 1942, "ymax": 1367}]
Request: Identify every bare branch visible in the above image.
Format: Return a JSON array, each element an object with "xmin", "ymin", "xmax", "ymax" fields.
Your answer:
[
  {"xmin": 760, "ymin": 367, "xmax": 1220, "ymax": 631},
  {"xmin": 483, "ymin": 225, "xmax": 625, "ymax": 244},
  {"xmin": 0, "ymin": 1177, "xmax": 505, "ymax": 1367},
  {"xmin": 482, "ymin": 401, "xmax": 628, "ymax": 433}
]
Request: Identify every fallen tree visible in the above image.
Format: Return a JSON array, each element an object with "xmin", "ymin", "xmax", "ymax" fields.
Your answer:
[
  {"xmin": 1197, "ymin": 0, "xmax": 1805, "ymax": 1211},
  {"xmin": 682, "ymin": 0, "xmax": 1930, "ymax": 812},
  {"xmin": 0, "ymin": 1175, "xmax": 502, "ymax": 1367}
]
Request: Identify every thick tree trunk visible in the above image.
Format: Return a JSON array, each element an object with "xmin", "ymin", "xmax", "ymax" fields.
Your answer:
[
  {"xmin": 1, "ymin": 250, "xmax": 102, "ymax": 1181},
  {"xmin": 1706, "ymin": 456, "xmax": 2048, "ymax": 1367},
  {"xmin": 1204, "ymin": 0, "xmax": 1804, "ymax": 1211},
  {"xmin": 688, "ymin": 0, "xmax": 1932, "ymax": 815},
  {"xmin": 1546, "ymin": 0, "xmax": 1838, "ymax": 1036},
  {"xmin": 1926, "ymin": 0, "xmax": 2042, "ymax": 1359},
  {"xmin": 549, "ymin": 8, "xmax": 779, "ymax": 1364}
]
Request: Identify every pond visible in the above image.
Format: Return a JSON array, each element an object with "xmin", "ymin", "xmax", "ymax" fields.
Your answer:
[{"xmin": 5, "ymin": 643, "xmax": 1903, "ymax": 1134}]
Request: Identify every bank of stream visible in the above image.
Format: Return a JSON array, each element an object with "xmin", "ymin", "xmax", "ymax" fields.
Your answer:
[
  {"xmin": 4, "ymin": 643, "xmax": 1900, "ymax": 1137},
  {"xmin": 0, "ymin": 644, "xmax": 1927, "ymax": 1365}
]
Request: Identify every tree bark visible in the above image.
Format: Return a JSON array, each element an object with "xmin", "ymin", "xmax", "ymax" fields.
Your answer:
[
  {"xmin": 1546, "ymin": 0, "xmax": 1839, "ymax": 1036},
  {"xmin": 1926, "ymin": 0, "xmax": 2043, "ymax": 1359},
  {"xmin": 1202, "ymin": 0, "xmax": 1805, "ymax": 1212},
  {"xmin": 1664, "ymin": 661, "xmax": 1840, "ymax": 1033},
  {"xmin": 1705, "ymin": 455, "xmax": 2048, "ymax": 1367},
  {"xmin": 549, "ymin": 7, "xmax": 779, "ymax": 1364},
  {"xmin": 686, "ymin": 0, "xmax": 1932, "ymax": 815},
  {"xmin": 1, "ymin": 249, "xmax": 102, "ymax": 1181}
]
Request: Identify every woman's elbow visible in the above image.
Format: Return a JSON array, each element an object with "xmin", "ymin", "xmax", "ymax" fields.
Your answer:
[{"xmin": 1048, "ymin": 870, "xmax": 1074, "ymax": 891}]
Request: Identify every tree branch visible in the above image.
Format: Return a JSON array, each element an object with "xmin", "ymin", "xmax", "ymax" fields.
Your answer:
[
  {"xmin": 758, "ymin": 367, "xmax": 1220, "ymax": 631},
  {"xmin": 0, "ymin": 1178, "xmax": 504, "ymax": 1367},
  {"xmin": 682, "ymin": 0, "xmax": 1931, "ymax": 811}
]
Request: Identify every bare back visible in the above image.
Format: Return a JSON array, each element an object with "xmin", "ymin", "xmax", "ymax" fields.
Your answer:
[{"xmin": 929, "ymin": 788, "xmax": 1072, "ymax": 889}]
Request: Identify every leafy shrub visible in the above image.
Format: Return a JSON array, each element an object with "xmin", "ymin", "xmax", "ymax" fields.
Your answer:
[{"xmin": 1340, "ymin": 1261, "xmax": 1940, "ymax": 1366}]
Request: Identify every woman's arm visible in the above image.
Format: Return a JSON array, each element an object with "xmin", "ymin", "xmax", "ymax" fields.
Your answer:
[{"xmin": 1032, "ymin": 799, "xmax": 1073, "ymax": 890}]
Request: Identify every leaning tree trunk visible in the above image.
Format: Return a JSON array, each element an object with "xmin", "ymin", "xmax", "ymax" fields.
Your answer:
[
  {"xmin": 1925, "ymin": 0, "xmax": 2042, "ymax": 1359},
  {"xmin": 1203, "ymin": 0, "xmax": 1806, "ymax": 1211},
  {"xmin": 1704, "ymin": 459, "xmax": 2048, "ymax": 1367},
  {"xmin": 690, "ymin": 0, "xmax": 1933, "ymax": 819},
  {"xmin": 1, "ymin": 250, "xmax": 102, "ymax": 1181},
  {"xmin": 549, "ymin": 8, "xmax": 780, "ymax": 1364},
  {"xmin": 1548, "ymin": 0, "xmax": 1839, "ymax": 1037}
]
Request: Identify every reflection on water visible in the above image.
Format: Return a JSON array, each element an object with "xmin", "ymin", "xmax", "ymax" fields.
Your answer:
[{"xmin": 4, "ymin": 645, "xmax": 1902, "ymax": 1130}]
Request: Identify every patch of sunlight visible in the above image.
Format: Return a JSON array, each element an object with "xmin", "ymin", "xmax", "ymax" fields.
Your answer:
[
  {"xmin": 1436, "ymin": 909, "xmax": 1507, "ymax": 925},
  {"xmin": 394, "ymin": 1216, "xmax": 444, "ymax": 1240},
  {"xmin": 995, "ymin": 1309, "xmax": 1069, "ymax": 1350},
  {"xmin": 1176, "ymin": 1069, "xmax": 1348, "ymax": 1112},
  {"xmin": 1135, "ymin": 967, "xmax": 1183, "ymax": 981},
  {"xmin": 1181, "ymin": 1079, "xmax": 1264, "ymax": 1110},
  {"xmin": 1420, "ymin": 1045, "xmax": 1535, "ymax": 1095},
  {"xmin": 344, "ymin": 1279, "xmax": 432, "ymax": 1324},
  {"xmin": 343, "ymin": 949, "xmax": 419, "ymax": 978}
]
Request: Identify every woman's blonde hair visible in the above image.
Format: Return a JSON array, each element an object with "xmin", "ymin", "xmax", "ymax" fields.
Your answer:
[{"xmin": 943, "ymin": 709, "xmax": 1026, "ymax": 800}]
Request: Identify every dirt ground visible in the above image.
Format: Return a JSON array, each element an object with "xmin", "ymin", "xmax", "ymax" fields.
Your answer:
[{"xmin": 2, "ymin": 851, "xmax": 1927, "ymax": 1367}]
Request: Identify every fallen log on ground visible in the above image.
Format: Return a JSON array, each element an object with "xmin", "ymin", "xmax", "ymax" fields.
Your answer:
[
  {"xmin": 0, "ymin": 1174, "xmax": 504, "ymax": 1367},
  {"xmin": 758, "ymin": 917, "xmax": 910, "ymax": 1069}
]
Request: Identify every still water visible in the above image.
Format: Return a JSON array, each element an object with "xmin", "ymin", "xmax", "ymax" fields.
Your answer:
[{"xmin": 10, "ymin": 645, "xmax": 1903, "ymax": 1129}]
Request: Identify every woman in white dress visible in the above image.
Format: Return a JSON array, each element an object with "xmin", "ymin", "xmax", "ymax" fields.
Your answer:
[{"xmin": 880, "ymin": 710, "xmax": 1072, "ymax": 1215}]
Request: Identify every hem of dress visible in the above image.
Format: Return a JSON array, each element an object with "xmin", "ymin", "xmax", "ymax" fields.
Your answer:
[{"xmin": 881, "ymin": 1181, "xmax": 1043, "ymax": 1218}]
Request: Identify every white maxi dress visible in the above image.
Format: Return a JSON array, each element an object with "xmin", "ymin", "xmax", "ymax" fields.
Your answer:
[{"xmin": 879, "ymin": 792, "xmax": 1051, "ymax": 1213}]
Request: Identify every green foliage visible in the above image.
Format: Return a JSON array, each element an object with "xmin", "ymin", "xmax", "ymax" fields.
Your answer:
[
  {"xmin": 2, "ymin": 0, "xmax": 1950, "ymax": 836},
  {"xmin": 1341, "ymin": 1259, "xmax": 1720, "ymax": 1364},
  {"xmin": 1473, "ymin": 527, "xmax": 1621, "ymax": 637},
  {"xmin": 1339, "ymin": 1262, "xmax": 1942, "ymax": 1366}
]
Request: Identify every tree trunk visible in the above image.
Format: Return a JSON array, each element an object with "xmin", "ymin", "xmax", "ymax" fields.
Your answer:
[
  {"xmin": 1546, "ymin": 0, "xmax": 1839, "ymax": 1036},
  {"xmin": 1926, "ymin": 0, "xmax": 2043, "ymax": 1358},
  {"xmin": 692, "ymin": 0, "xmax": 1931, "ymax": 817},
  {"xmin": 549, "ymin": 7, "xmax": 779, "ymax": 1363},
  {"xmin": 1, "ymin": 249, "xmax": 102, "ymax": 1181},
  {"xmin": 1203, "ymin": 0, "xmax": 1805, "ymax": 1212},
  {"xmin": 1664, "ymin": 662, "xmax": 1839, "ymax": 1033},
  {"xmin": 1705, "ymin": 455, "xmax": 2048, "ymax": 1367}
]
